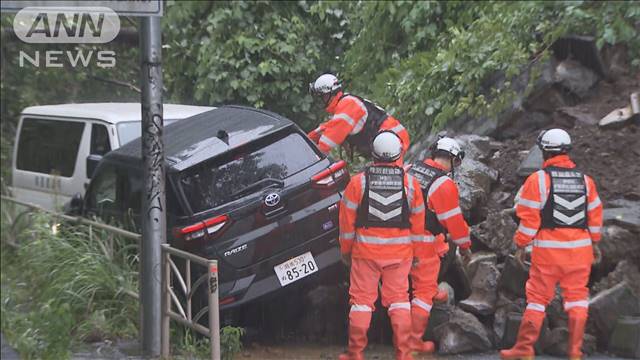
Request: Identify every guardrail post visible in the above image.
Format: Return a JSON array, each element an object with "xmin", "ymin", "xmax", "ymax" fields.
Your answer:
[
  {"xmin": 161, "ymin": 247, "xmax": 171, "ymax": 358},
  {"xmin": 208, "ymin": 261, "xmax": 221, "ymax": 360}
]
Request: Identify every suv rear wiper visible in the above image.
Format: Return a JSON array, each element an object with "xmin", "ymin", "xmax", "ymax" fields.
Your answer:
[{"xmin": 229, "ymin": 178, "xmax": 284, "ymax": 199}]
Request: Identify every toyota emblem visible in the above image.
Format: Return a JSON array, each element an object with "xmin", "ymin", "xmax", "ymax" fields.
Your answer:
[{"xmin": 264, "ymin": 193, "xmax": 281, "ymax": 207}]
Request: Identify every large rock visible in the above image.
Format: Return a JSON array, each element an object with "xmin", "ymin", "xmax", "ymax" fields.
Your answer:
[
  {"xmin": 471, "ymin": 209, "xmax": 517, "ymax": 257},
  {"xmin": 442, "ymin": 257, "xmax": 472, "ymax": 301},
  {"xmin": 424, "ymin": 303, "xmax": 453, "ymax": 342},
  {"xmin": 499, "ymin": 111, "xmax": 552, "ymax": 140},
  {"xmin": 438, "ymin": 282, "xmax": 456, "ymax": 306},
  {"xmin": 588, "ymin": 282, "xmax": 640, "ymax": 348},
  {"xmin": 459, "ymin": 261, "xmax": 500, "ymax": 316},
  {"xmin": 546, "ymin": 289, "xmax": 568, "ymax": 329},
  {"xmin": 608, "ymin": 316, "xmax": 640, "ymax": 358},
  {"xmin": 443, "ymin": 58, "xmax": 557, "ymax": 139},
  {"xmin": 493, "ymin": 295, "xmax": 526, "ymax": 342},
  {"xmin": 516, "ymin": 145, "xmax": 543, "ymax": 177},
  {"xmin": 433, "ymin": 307, "xmax": 493, "ymax": 354},
  {"xmin": 603, "ymin": 202, "xmax": 640, "ymax": 233},
  {"xmin": 543, "ymin": 327, "xmax": 596, "ymax": 356},
  {"xmin": 406, "ymin": 134, "xmax": 499, "ymax": 225},
  {"xmin": 466, "ymin": 251, "xmax": 498, "ymax": 281},
  {"xmin": 557, "ymin": 105, "xmax": 600, "ymax": 125},
  {"xmin": 591, "ymin": 260, "xmax": 640, "ymax": 306},
  {"xmin": 599, "ymin": 225, "xmax": 640, "ymax": 269},
  {"xmin": 599, "ymin": 105, "xmax": 634, "ymax": 128},
  {"xmin": 498, "ymin": 255, "xmax": 530, "ymax": 298},
  {"xmin": 501, "ymin": 312, "xmax": 550, "ymax": 353},
  {"xmin": 456, "ymin": 137, "xmax": 500, "ymax": 223},
  {"xmin": 554, "ymin": 59, "xmax": 600, "ymax": 98}
]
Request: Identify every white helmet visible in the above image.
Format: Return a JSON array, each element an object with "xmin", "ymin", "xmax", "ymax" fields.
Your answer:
[
  {"xmin": 432, "ymin": 136, "xmax": 465, "ymax": 164},
  {"xmin": 309, "ymin": 74, "xmax": 342, "ymax": 96},
  {"xmin": 537, "ymin": 128, "xmax": 572, "ymax": 153},
  {"xmin": 372, "ymin": 131, "xmax": 403, "ymax": 162}
]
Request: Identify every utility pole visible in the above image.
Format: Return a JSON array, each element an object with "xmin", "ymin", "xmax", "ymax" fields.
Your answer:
[{"xmin": 139, "ymin": 15, "xmax": 165, "ymax": 357}]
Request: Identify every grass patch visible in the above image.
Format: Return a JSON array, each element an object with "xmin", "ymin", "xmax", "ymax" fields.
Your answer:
[{"xmin": 1, "ymin": 204, "xmax": 243, "ymax": 359}]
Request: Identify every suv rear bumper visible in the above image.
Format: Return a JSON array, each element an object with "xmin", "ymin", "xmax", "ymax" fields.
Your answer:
[{"xmin": 218, "ymin": 232, "xmax": 341, "ymax": 310}]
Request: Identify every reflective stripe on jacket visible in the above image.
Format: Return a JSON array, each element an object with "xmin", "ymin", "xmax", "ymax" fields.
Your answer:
[
  {"xmin": 308, "ymin": 91, "xmax": 410, "ymax": 154},
  {"xmin": 339, "ymin": 164, "xmax": 425, "ymax": 260},
  {"xmin": 412, "ymin": 159, "xmax": 471, "ymax": 258},
  {"xmin": 514, "ymin": 155, "xmax": 603, "ymax": 265}
]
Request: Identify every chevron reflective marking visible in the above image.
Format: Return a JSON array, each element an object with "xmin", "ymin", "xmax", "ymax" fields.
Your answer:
[
  {"xmin": 368, "ymin": 206, "xmax": 402, "ymax": 221},
  {"xmin": 553, "ymin": 209, "xmax": 585, "ymax": 225},
  {"xmin": 369, "ymin": 190, "xmax": 403, "ymax": 205},
  {"xmin": 553, "ymin": 194, "xmax": 585, "ymax": 210}
]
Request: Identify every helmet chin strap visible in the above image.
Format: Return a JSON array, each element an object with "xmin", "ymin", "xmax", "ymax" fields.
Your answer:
[{"xmin": 450, "ymin": 157, "xmax": 455, "ymax": 179}]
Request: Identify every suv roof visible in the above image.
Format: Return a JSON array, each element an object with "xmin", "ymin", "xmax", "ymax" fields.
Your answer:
[
  {"xmin": 108, "ymin": 105, "xmax": 296, "ymax": 171},
  {"xmin": 21, "ymin": 102, "xmax": 214, "ymax": 124}
]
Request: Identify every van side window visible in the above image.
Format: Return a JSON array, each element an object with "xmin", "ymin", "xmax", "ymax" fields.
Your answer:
[
  {"xmin": 16, "ymin": 118, "xmax": 84, "ymax": 177},
  {"xmin": 91, "ymin": 124, "xmax": 111, "ymax": 156}
]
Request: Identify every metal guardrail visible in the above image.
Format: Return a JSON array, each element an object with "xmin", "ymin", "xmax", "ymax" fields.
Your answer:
[
  {"xmin": 0, "ymin": 195, "xmax": 142, "ymax": 242},
  {"xmin": 1, "ymin": 195, "xmax": 221, "ymax": 359},
  {"xmin": 161, "ymin": 244, "xmax": 221, "ymax": 360}
]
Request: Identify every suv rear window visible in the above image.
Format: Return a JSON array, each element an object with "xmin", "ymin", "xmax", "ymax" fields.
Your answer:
[
  {"xmin": 179, "ymin": 131, "xmax": 320, "ymax": 213},
  {"xmin": 16, "ymin": 118, "xmax": 85, "ymax": 177}
]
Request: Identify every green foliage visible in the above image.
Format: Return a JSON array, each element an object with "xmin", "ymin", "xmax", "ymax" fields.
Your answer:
[
  {"xmin": 163, "ymin": 0, "xmax": 353, "ymax": 131},
  {"xmin": 220, "ymin": 325, "xmax": 245, "ymax": 360},
  {"xmin": 345, "ymin": 1, "xmax": 640, "ymax": 135},
  {"xmin": 1, "ymin": 211, "xmax": 139, "ymax": 359}
]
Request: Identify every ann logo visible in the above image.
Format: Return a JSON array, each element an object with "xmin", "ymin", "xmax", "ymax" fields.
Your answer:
[{"xmin": 14, "ymin": 7, "xmax": 120, "ymax": 44}]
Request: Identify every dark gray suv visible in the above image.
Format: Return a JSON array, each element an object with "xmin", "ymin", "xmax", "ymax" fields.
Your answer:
[{"xmin": 81, "ymin": 106, "xmax": 349, "ymax": 309}]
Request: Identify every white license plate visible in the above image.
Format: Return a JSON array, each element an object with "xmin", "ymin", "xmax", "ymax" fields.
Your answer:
[{"xmin": 274, "ymin": 251, "xmax": 318, "ymax": 287}]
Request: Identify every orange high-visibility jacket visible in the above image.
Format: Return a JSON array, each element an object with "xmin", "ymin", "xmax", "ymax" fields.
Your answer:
[
  {"xmin": 308, "ymin": 91, "xmax": 410, "ymax": 154},
  {"xmin": 339, "ymin": 165, "xmax": 425, "ymax": 260},
  {"xmin": 412, "ymin": 159, "xmax": 471, "ymax": 258},
  {"xmin": 514, "ymin": 155, "xmax": 603, "ymax": 265}
]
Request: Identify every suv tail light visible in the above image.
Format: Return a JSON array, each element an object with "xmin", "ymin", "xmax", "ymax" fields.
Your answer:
[
  {"xmin": 312, "ymin": 160, "xmax": 348, "ymax": 188},
  {"xmin": 176, "ymin": 215, "xmax": 229, "ymax": 241}
]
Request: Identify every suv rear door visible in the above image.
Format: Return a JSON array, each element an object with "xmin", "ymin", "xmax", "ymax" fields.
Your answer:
[{"xmin": 172, "ymin": 127, "xmax": 346, "ymax": 269}]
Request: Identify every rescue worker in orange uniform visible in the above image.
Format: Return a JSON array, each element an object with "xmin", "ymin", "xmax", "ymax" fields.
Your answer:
[
  {"xmin": 308, "ymin": 73, "xmax": 410, "ymax": 158},
  {"xmin": 501, "ymin": 129, "xmax": 603, "ymax": 360},
  {"xmin": 339, "ymin": 131, "xmax": 425, "ymax": 360},
  {"xmin": 406, "ymin": 136, "xmax": 472, "ymax": 353}
]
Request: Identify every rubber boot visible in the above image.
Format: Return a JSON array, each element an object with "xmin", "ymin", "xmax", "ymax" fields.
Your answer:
[
  {"xmin": 410, "ymin": 308, "xmax": 435, "ymax": 353},
  {"xmin": 500, "ymin": 310, "xmax": 545, "ymax": 360},
  {"xmin": 389, "ymin": 308, "xmax": 414, "ymax": 360},
  {"xmin": 339, "ymin": 310, "xmax": 371, "ymax": 360},
  {"xmin": 567, "ymin": 308, "xmax": 588, "ymax": 360}
]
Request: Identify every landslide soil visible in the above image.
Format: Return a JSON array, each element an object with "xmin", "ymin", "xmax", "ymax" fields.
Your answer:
[{"xmin": 490, "ymin": 72, "xmax": 640, "ymax": 209}]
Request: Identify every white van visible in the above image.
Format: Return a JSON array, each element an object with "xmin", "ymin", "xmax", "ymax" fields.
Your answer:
[{"xmin": 10, "ymin": 103, "xmax": 214, "ymax": 210}]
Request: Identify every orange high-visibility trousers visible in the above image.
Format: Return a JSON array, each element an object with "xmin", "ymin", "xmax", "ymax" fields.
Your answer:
[
  {"xmin": 349, "ymin": 258, "xmax": 412, "ymax": 310},
  {"xmin": 410, "ymin": 255, "xmax": 441, "ymax": 314},
  {"xmin": 525, "ymin": 262, "xmax": 591, "ymax": 310},
  {"xmin": 347, "ymin": 258, "xmax": 413, "ymax": 360}
]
